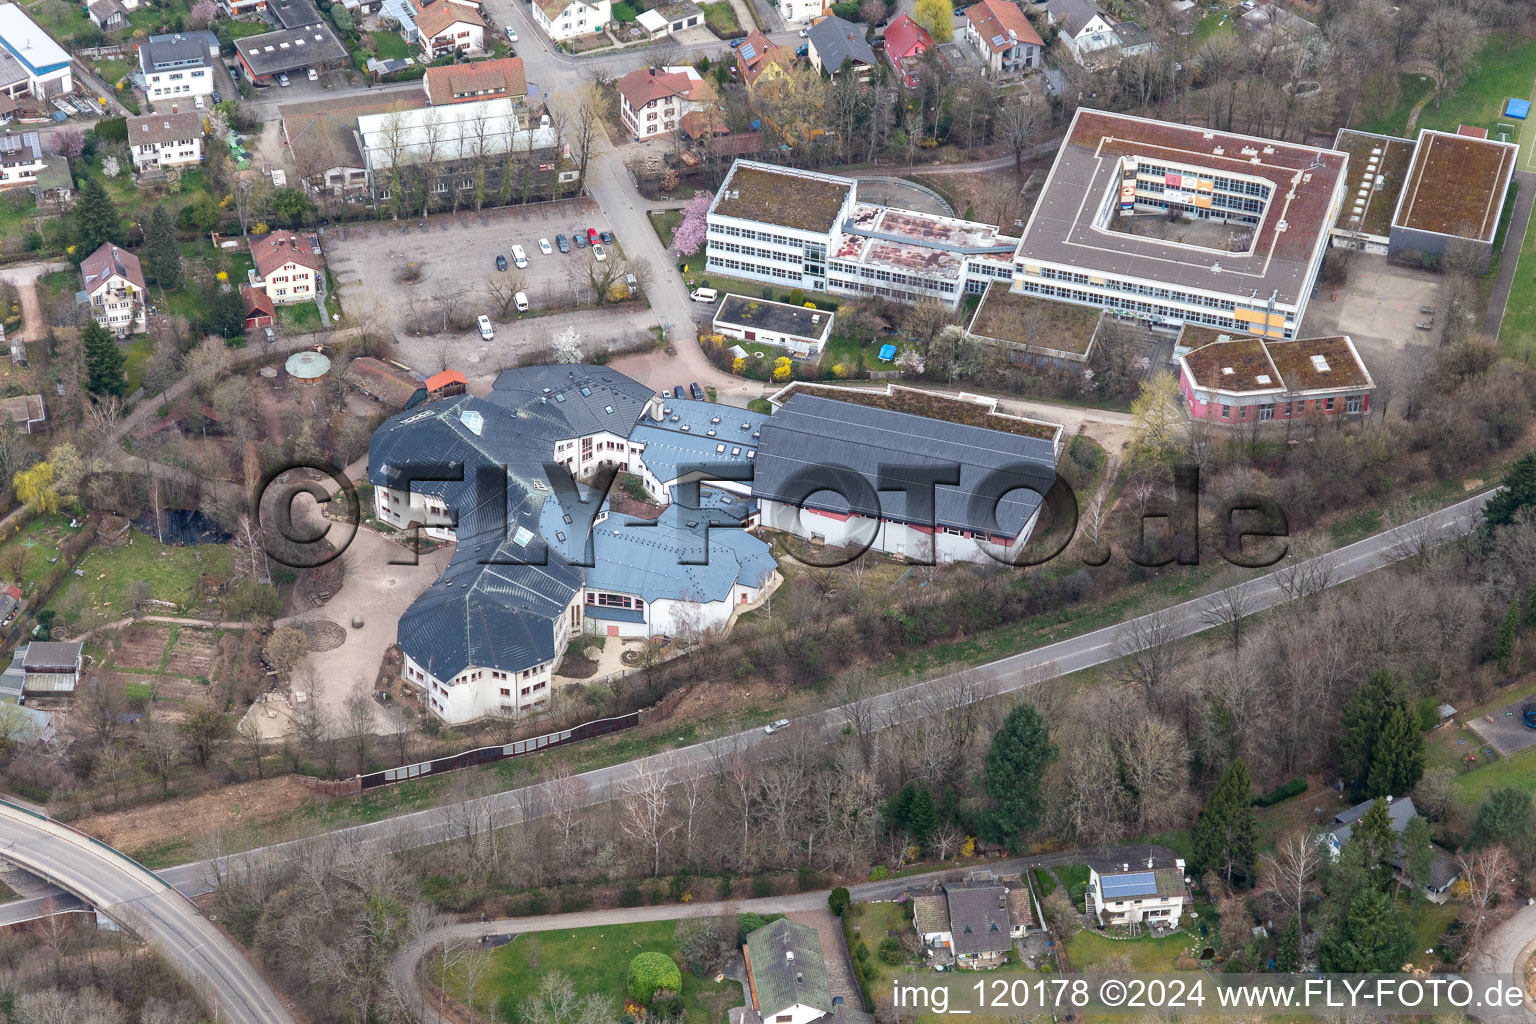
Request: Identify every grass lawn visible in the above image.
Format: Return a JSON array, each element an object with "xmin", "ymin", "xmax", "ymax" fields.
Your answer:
[
  {"xmin": 128, "ymin": 0, "xmax": 190, "ymax": 34},
  {"xmin": 648, "ymin": 208, "xmax": 683, "ymax": 248},
  {"xmin": 0, "ymin": 514, "xmax": 85, "ymax": 589},
  {"xmin": 1064, "ymin": 929, "xmax": 1198, "ymax": 973},
  {"xmin": 611, "ymin": 0, "xmax": 639, "ymax": 20},
  {"xmin": 843, "ymin": 901, "xmax": 909, "ymax": 1009},
  {"xmin": 223, "ymin": 18, "xmax": 273, "ymax": 39},
  {"xmin": 370, "ymin": 30, "xmax": 412, "ymax": 59},
  {"xmin": 1355, "ymin": 74, "xmax": 1434, "ymax": 137},
  {"xmin": 49, "ymin": 528, "xmax": 233, "ymax": 617},
  {"xmin": 278, "ymin": 302, "xmax": 323, "ymax": 331},
  {"xmin": 1452, "ymin": 744, "xmax": 1536, "ymax": 806},
  {"xmin": 1192, "ymin": 9, "xmax": 1234, "ymax": 43},
  {"xmin": 122, "ymin": 334, "xmax": 157, "ymax": 395},
  {"xmin": 1412, "ymin": 36, "xmax": 1536, "ymax": 138},
  {"xmin": 18, "ymin": 0, "xmax": 83, "ymax": 40},
  {"xmin": 1056, "ymin": 863, "xmax": 1090, "ymax": 893},
  {"xmin": 701, "ymin": 1, "xmax": 739, "ymax": 33},
  {"xmin": 444, "ymin": 920, "xmax": 744, "ymax": 1024},
  {"xmin": 91, "ymin": 57, "xmax": 135, "ymax": 88},
  {"xmin": 1499, "ymin": 190, "xmax": 1536, "ymax": 358},
  {"xmin": 1410, "ymin": 899, "xmax": 1459, "ymax": 958},
  {"xmin": 816, "ymin": 332, "xmax": 905, "ymax": 375},
  {"xmin": 1253, "ymin": 779, "xmax": 1351, "ymax": 853}
]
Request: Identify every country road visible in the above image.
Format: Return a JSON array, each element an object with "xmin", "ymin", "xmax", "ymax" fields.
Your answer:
[{"xmin": 0, "ymin": 802, "xmax": 294, "ymax": 1024}]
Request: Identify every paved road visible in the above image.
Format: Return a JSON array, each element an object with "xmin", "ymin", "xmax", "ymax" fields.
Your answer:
[
  {"xmin": 1471, "ymin": 902, "xmax": 1536, "ymax": 1022},
  {"xmin": 1487, "ymin": 170, "xmax": 1536, "ymax": 340},
  {"xmin": 0, "ymin": 802, "xmax": 294, "ymax": 1024}
]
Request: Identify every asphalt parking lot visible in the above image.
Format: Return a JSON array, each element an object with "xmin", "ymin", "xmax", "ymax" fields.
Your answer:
[
  {"xmin": 325, "ymin": 201, "xmax": 659, "ymax": 376},
  {"xmin": 1300, "ymin": 254, "xmax": 1445, "ymax": 373},
  {"xmin": 1467, "ymin": 689, "xmax": 1536, "ymax": 757}
]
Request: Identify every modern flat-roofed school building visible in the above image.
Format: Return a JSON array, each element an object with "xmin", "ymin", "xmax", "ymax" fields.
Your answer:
[{"xmin": 1012, "ymin": 109, "xmax": 1350, "ymax": 340}]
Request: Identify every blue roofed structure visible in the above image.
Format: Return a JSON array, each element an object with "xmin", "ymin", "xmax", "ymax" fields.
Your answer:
[
  {"xmin": 629, "ymin": 397, "xmax": 766, "ymax": 498},
  {"xmin": 368, "ymin": 365, "xmax": 779, "ymax": 724}
]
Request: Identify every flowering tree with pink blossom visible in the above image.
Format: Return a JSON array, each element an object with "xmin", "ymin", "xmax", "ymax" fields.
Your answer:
[
  {"xmin": 670, "ymin": 190, "xmax": 712, "ymax": 258},
  {"xmin": 189, "ymin": 0, "xmax": 218, "ymax": 27},
  {"xmin": 49, "ymin": 127, "xmax": 85, "ymax": 159}
]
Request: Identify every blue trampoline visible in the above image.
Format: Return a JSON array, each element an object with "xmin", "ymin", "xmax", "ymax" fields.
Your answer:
[
  {"xmin": 878, "ymin": 344, "xmax": 897, "ymax": 361},
  {"xmin": 1505, "ymin": 98, "xmax": 1530, "ymax": 120}
]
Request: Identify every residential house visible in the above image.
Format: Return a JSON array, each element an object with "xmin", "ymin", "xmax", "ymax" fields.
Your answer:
[
  {"xmin": 778, "ymin": 0, "xmax": 825, "ymax": 26},
  {"xmin": 1038, "ymin": 0, "xmax": 1118, "ymax": 63},
  {"xmin": 806, "ymin": 15, "xmax": 877, "ymax": 79},
  {"xmin": 881, "ymin": 14, "xmax": 934, "ymax": 88},
  {"xmin": 635, "ymin": 0, "xmax": 702, "ymax": 35},
  {"xmin": 251, "ymin": 230, "xmax": 320, "ymax": 306},
  {"xmin": 1324, "ymin": 796, "xmax": 1461, "ymax": 901},
  {"xmin": 711, "ymin": 293, "xmax": 833, "ymax": 358},
  {"xmin": 531, "ymin": 0, "xmax": 610, "ymax": 42},
  {"xmin": 0, "ymin": 132, "xmax": 46, "ymax": 191},
  {"xmin": 0, "ymin": 584, "xmax": 22, "ymax": 626},
  {"xmin": 1111, "ymin": 19, "xmax": 1154, "ymax": 56},
  {"xmin": 413, "ymin": 0, "xmax": 488, "ymax": 57},
  {"xmin": 138, "ymin": 33, "xmax": 215, "ymax": 102},
  {"xmin": 127, "ymin": 110, "xmax": 204, "ymax": 172},
  {"xmin": 1177, "ymin": 327, "xmax": 1375, "ymax": 424},
  {"xmin": 1086, "ymin": 851, "xmax": 1188, "ymax": 928},
  {"xmin": 961, "ymin": 0, "xmax": 1042, "ymax": 77},
  {"xmin": 423, "ymin": 57, "xmax": 525, "ymax": 105},
  {"xmin": 87, "ymin": 0, "xmax": 131, "ymax": 32},
  {"xmin": 736, "ymin": 29, "xmax": 791, "ymax": 87},
  {"xmin": 1, "ymin": 642, "xmax": 84, "ymax": 699},
  {"xmin": 0, "ymin": 394, "xmax": 46, "ymax": 434},
  {"xmin": 31, "ymin": 157, "xmax": 73, "ymax": 209},
  {"xmin": 241, "ymin": 285, "xmax": 275, "ymax": 327},
  {"xmin": 742, "ymin": 919, "xmax": 833, "ymax": 1024},
  {"xmin": 234, "ymin": 24, "xmax": 349, "ymax": 84},
  {"xmin": 912, "ymin": 871, "xmax": 1035, "ymax": 967},
  {"xmin": 79, "ymin": 242, "xmax": 147, "ymax": 336},
  {"xmin": 281, "ymin": 93, "xmax": 427, "ymax": 199},
  {"xmin": 0, "ymin": 5, "xmax": 74, "ymax": 98},
  {"xmin": 618, "ymin": 65, "xmax": 706, "ymax": 141}
]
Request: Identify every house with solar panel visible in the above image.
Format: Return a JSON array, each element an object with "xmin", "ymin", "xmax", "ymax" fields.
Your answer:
[
  {"xmin": 368, "ymin": 365, "xmax": 779, "ymax": 725},
  {"xmin": 760, "ymin": 383, "xmax": 1062, "ymax": 564},
  {"xmin": 1085, "ymin": 850, "xmax": 1188, "ymax": 929}
]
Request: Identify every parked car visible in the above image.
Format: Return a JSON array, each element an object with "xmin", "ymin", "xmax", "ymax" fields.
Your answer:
[
  {"xmin": 599, "ymin": 230, "xmax": 613, "ymax": 244},
  {"xmin": 307, "ymin": 67, "xmax": 319, "ymax": 81},
  {"xmin": 764, "ymin": 719, "xmax": 790, "ymax": 734},
  {"xmin": 798, "ymin": 26, "xmax": 808, "ymax": 35},
  {"xmin": 506, "ymin": 26, "xmax": 518, "ymax": 41},
  {"xmin": 573, "ymin": 232, "xmax": 587, "ymax": 248},
  {"xmin": 228, "ymin": 64, "xmax": 242, "ymax": 80},
  {"xmin": 277, "ymin": 72, "xmax": 291, "ymax": 86},
  {"xmin": 795, "ymin": 43, "xmax": 808, "ymax": 56},
  {"xmin": 689, "ymin": 382, "xmax": 703, "ymax": 400},
  {"xmin": 263, "ymin": 326, "xmax": 276, "ymax": 344},
  {"xmin": 512, "ymin": 243, "xmax": 528, "ymax": 268},
  {"xmin": 211, "ymin": 90, "xmax": 222, "ymax": 103},
  {"xmin": 194, "ymin": 95, "xmax": 205, "ymax": 110},
  {"xmin": 673, "ymin": 385, "xmax": 685, "ymax": 398},
  {"xmin": 586, "ymin": 227, "xmax": 599, "ymax": 244},
  {"xmin": 555, "ymin": 233, "xmax": 570, "ymax": 252},
  {"xmin": 1524, "ymin": 702, "xmax": 1536, "ymax": 729},
  {"xmin": 591, "ymin": 243, "xmax": 606, "ymax": 262},
  {"xmin": 690, "ymin": 287, "xmax": 718, "ymax": 303},
  {"xmin": 538, "ymin": 237, "xmax": 552, "ymax": 255},
  {"xmin": 495, "ymin": 254, "xmax": 507, "ymax": 271},
  {"xmin": 514, "ymin": 291, "xmax": 530, "ymax": 311},
  {"xmin": 730, "ymin": 37, "xmax": 745, "ymax": 47}
]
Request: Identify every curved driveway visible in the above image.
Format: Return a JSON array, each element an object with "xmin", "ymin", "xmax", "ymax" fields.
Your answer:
[{"xmin": 0, "ymin": 802, "xmax": 294, "ymax": 1024}]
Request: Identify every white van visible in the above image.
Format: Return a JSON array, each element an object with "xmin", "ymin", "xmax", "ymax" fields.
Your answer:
[
  {"xmin": 478, "ymin": 315, "xmax": 495, "ymax": 340},
  {"xmin": 690, "ymin": 287, "xmax": 718, "ymax": 303},
  {"xmin": 512, "ymin": 244, "xmax": 528, "ymax": 269},
  {"xmin": 514, "ymin": 291, "xmax": 530, "ymax": 312}
]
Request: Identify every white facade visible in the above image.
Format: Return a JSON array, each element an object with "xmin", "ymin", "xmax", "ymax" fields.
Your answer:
[
  {"xmin": 0, "ymin": 145, "xmax": 46, "ymax": 190},
  {"xmin": 142, "ymin": 56, "xmax": 214, "ymax": 101},
  {"xmin": 758, "ymin": 499, "xmax": 1042, "ymax": 564},
  {"xmin": 1087, "ymin": 862, "xmax": 1187, "ymax": 928},
  {"xmin": 779, "ymin": 0, "xmax": 825, "ymax": 23},
  {"xmin": 532, "ymin": 0, "xmax": 610, "ymax": 41},
  {"xmin": 619, "ymin": 66, "xmax": 704, "ymax": 140},
  {"xmin": 0, "ymin": 6, "xmax": 73, "ymax": 99},
  {"xmin": 85, "ymin": 276, "xmax": 145, "ymax": 334},
  {"xmin": 403, "ymin": 636, "xmax": 566, "ymax": 721},
  {"xmin": 258, "ymin": 259, "xmax": 317, "ymax": 305},
  {"xmin": 131, "ymin": 132, "xmax": 202, "ymax": 172}
]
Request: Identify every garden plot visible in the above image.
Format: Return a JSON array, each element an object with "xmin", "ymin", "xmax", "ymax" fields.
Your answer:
[
  {"xmin": 113, "ymin": 623, "xmax": 174, "ymax": 672},
  {"xmin": 165, "ymin": 627, "xmax": 221, "ymax": 680}
]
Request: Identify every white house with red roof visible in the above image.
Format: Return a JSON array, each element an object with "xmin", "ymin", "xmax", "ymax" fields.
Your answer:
[
  {"xmin": 962, "ymin": 0, "xmax": 1042, "ymax": 77},
  {"xmin": 79, "ymin": 243, "xmax": 147, "ymax": 336},
  {"xmin": 531, "ymin": 0, "xmax": 609, "ymax": 41},
  {"xmin": 618, "ymin": 65, "xmax": 705, "ymax": 141},
  {"xmin": 882, "ymin": 14, "xmax": 934, "ymax": 87},
  {"xmin": 251, "ymin": 230, "xmax": 321, "ymax": 306},
  {"xmin": 412, "ymin": 0, "xmax": 486, "ymax": 56}
]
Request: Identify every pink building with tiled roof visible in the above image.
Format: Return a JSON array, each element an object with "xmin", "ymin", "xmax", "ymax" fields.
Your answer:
[
  {"xmin": 882, "ymin": 14, "xmax": 934, "ymax": 87},
  {"xmin": 251, "ymin": 230, "xmax": 321, "ymax": 307},
  {"xmin": 1177, "ymin": 327, "xmax": 1374, "ymax": 424},
  {"xmin": 79, "ymin": 243, "xmax": 146, "ymax": 336},
  {"xmin": 618, "ymin": 65, "xmax": 705, "ymax": 140}
]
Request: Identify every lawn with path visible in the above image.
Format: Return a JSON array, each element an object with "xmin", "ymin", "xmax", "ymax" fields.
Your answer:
[
  {"xmin": 1063, "ymin": 929, "xmax": 1199, "ymax": 973},
  {"xmin": 0, "ymin": 514, "xmax": 84, "ymax": 587},
  {"xmin": 49, "ymin": 528, "xmax": 233, "ymax": 618},
  {"xmin": 444, "ymin": 919, "xmax": 744, "ymax": 1024}
]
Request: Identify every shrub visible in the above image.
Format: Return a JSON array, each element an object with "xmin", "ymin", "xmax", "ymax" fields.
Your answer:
[
  {"xmin": 868, "ymin": 865, "xmax": 889, "ymax": 881},
  {"xmin": 619, "ymin": 883, "xmax": 643, "ymax": 907},
  {"xmin": 736, "ymin": 912, "xmax": 782, "ymax": 944},
  {"xmin": 750, "ymin": 875, "xmax": 773, "ymax": 898},
  {"xmin": 627, "ymin": 952, "xmax": 683, "ymax": 1005},
  {"xmin": 877, "ymin": 936, "xmax": 903, "ymax": 965},
  {"xmin": 1252, "ymin": 777, "xmax": 1306, "ymax": 807},
  {"xmin": 828, "ymin": 887, "xmax": 850, "ymax": 916}
]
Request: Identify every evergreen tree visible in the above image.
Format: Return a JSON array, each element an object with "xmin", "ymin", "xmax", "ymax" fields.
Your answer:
[
  {"xmin": 882, "ymin": 781, "xmax": 915, "ymax": 832},
  {"xmin": 1340, "ymin": 671, "xmax": 1422, "ymax": 798},
  {"xmin": 68, "ymin": 177, "xmax": 121, "ymax": 264},
  {"xmin": 207, "ymin": 285, "xmax": 246, "ymax": 339},
  {"xmin": 1351, "ymin": 798, "xmax": 1398, "ymax": 893},
  {"xmin": 82, "ymin": 319, "xmax": 126, "ymax": 397},
  {"xmin": 1276, "ymin": 914, "xmax": 1300, "ymax": 972},
  {"xmin": 907, "ymin": 786, "xmax": 938, "ymax": 846},
  {"xmin": 1192, "ymin": 757, "xmax": 1258, "ymax": 888},
  {"xmin": 1467, "ymin": 787, "xmax": 1535, "ymax": 854},
  {"xmin": 144, "ymin": 204, "xmax": 181, "ymax": 288},
  {"xmin": 1318, "ymin": 888, "xmax": 1412, "ymax": 973},
  {"xmin": 1525, "ymin": 577, "xmax": 1536, "ymax": 628},
  {"xmin": 1363, "ymin": 705, "xmax": 1425, "ymax": 798},
  {"xmin": 980, "ymin": 703, "xmax": 1057, "ymax": 847},
  {"xmin": 1398, "ymin": 814, "xmax": 1433, "ymax": 901},
  {"xmin": 1497, "ymin": 596, "xmax": 1520, "ymax": 665},
  {"xmin": 1483, "ymin": 450, "xmax": 1536, "ymax": 527}
]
